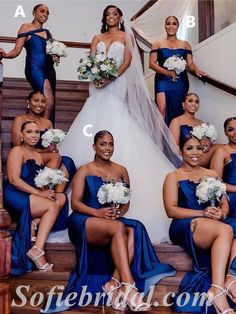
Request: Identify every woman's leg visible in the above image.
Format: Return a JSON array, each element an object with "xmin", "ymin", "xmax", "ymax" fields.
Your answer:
[
  {"xmin": 225, "ymin": 238, "xmax": 236, "ymax": 298},
  {"xmin": 156, "ymin": 92, "xmax": 166, "ymax": 120},
  {"xmin": 28, "ymin": 193, "xmax": 66, "ymax": 267},
  {"xmin": 191, "ymin": 218, "xmax": 233, "ymax": 311},
  {"xmin": 199, "ymin": 144, "xmax": 223, "ymax": 167},
  {"xmin": 55, "ymin": 163, "xmax": 69, "ymax": 193},
  {"xmin": 43, "ymin": 79, "xmax": 54, "ymax": 119},
  {"xmin": 40, "ymin": 152, "xmax": 61, "ymax": 169}
]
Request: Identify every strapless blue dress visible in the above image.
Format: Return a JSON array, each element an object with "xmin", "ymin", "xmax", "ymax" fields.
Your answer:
[
  {"xmin": 180, "ymin": 125, "xmax": 193, "ymax": 140},
  {"xmin": 3, "ymin": 159, "xmax": 69, "ymax": 276},
  {"xmin": 151, "ymin": 48, "xmax": 191, "ymax": 126},
  {"xmin": 169, "ymin": 179, "xmax": 236, "ymax": 312},
  {"xmin": 42, "ymin": 175, "xmax": 176, "ymax": 312},
  {"xmin": 17, "ymin": 28, "xmax": 56, "ymax": 95},
  {"xmin": 223, "ymin": 153, "xmax": 236, "ymax": 218},
  {"xmin": 35, "ymin": 129, "xmax": 77, "ymax": 182}
]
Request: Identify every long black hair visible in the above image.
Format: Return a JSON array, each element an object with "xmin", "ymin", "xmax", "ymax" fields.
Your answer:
[{"xmin": 101, "ymin": 5, "xmax": 125, "ymax": 33}]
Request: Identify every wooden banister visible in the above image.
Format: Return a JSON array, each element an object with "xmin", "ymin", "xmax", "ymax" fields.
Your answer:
[
  {"xmin": 0, "ymin": 70, "xmax": 12, "ymax": 314},
  {"xmin": 130, "ymin": 0, "xmax": 158, "ymax": 21},
  {"xmin": 0, "ymin": 36, "xmax": 90, "ymax": 49}
]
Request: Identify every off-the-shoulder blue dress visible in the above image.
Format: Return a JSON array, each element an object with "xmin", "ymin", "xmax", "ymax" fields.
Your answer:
[
  {"xmin": 42, "ymin": 175, "xmax": 176, "ymax": 312},
  {"xmin": 151, "ymin": 48, "xmax": 191, "ymax": 126},
  {"xmin": 169, "ymin": 179, "xmax": 236, "ymax": 312},
  {"xmin": 3, "ymin": 159, "xmax": 69, "ymax": 276}
]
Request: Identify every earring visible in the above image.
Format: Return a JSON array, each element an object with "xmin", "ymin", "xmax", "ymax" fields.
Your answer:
[
  {"xmin": 119, "ymin": 18, "xmax": 124, "ymax": 28},
  {"xmin": 182, "ymin": 105, "xmax": 185, "ymax": 110},
  {"xmin": 20, "ymin": 137, "xmax": 23, "ymax": 143},
  {"xmin": 27, "ymin": 104, "xmax": 30, "ymax": 109}
]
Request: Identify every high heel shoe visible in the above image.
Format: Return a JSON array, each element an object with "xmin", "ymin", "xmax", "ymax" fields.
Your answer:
[
  {"xmin": 31, "ymin": 221, "xmax": 37, "ymax": 242},
  {"xmin": 119, "ymin": 282, "xmax": 151, "ymax": 312},
  {"xmin": 226, "ymin": 274, "xmax": 236, "ymax": 303},
  {"xmin": 206, "ymin": 284, "xmax": 234, "ymax": 314},
  {"xmin": 102, "ymin": 277, "xmax": 127, "ymax": 311},
  {"xmin": 27, "ymin": 245, "xmax": 53, "ymax": 271}
]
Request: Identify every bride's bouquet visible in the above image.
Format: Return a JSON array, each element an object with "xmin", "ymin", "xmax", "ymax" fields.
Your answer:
[
  {"xmin": 163, "ymin": 55, "xmax": 187, "ymax": 81},
  {"xmin": 97, "ymin": 181, "xmax": 131, "ymax": 206},
  {"xmin": 46, "ymin": 40, "xmax": 67, "ymax": 66},
  {"xmin": 34, "ymin": 167, "xmax": 68, "ymax": 190},
  {"xmin": 77, "ymin": 52, "xmax": 118, "ymax": 84},
  {"xmin": 41, "ymin": 129, "xmax": 66, "ymax": 148},
  {"xmin": 196, "ymin": 176, "xmax": 226, "ymax": 207},
  {"xmin": 191, "ymin": 123, "xmax": 217, "ymax": 143}
]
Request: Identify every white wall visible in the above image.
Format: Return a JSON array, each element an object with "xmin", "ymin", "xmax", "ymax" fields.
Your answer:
[{"xmin": 0, "ymin": 0, "xmax": 146, "ymax": 80}]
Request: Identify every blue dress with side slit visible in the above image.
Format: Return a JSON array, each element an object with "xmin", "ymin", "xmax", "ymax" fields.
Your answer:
[
  {"xmin": 3, "ymin": 159, "xmax": 69, "ymax": 276},
  {"xmin": 150, "ymin": 48, "xmax": 191, "ymax": 126},
  {"xmin": 42, "ymin": 175, "xmax": 176, "ymax": 312},
  {"xmin": 223, "ymin": 153, "xmax": 236, "ymax": 218},
  {"xmin": 169, "ymin": 179, "xmax": 236, "ymax": 313}
]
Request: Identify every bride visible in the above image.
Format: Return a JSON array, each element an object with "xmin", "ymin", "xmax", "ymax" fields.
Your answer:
[{"xmin": 59, "ymin": 5, "xmax": 181, "ymax": 242}]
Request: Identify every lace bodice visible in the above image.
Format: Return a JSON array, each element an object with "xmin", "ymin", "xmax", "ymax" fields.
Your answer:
[{"xmin": 89, "ymin": 41, "xmax": 127, "ymax": 101}]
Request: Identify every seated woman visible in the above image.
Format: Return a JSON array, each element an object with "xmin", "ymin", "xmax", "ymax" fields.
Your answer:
[
  {"xmin": 4, "ymin": 121, "xmax": 68, "ymax": 275},
  {"xmin": 11, "ymin": 90, "xmax": 76, "ymax": 192},
  {"xmin": 211, "ymin": 117, "xmax": 236, "ymax": 218},
  {"xmin": 169, "ymin": 92, "xmax": 222, "ymax": 167},
  {"xmin": 42, "ymin": 130, "xmax": 176, "ymax": 313},
  {"xmin": 163, "ymin": 133, "xmax": 236, "ymax": 313}
]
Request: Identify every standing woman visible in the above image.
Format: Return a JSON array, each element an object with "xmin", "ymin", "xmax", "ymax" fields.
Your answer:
[
  {"xmin": 211, "ymin": 117, "xmax": 236, "ymax": 218},
  {"xmin": 149, "ymin": 16, "xmax": 206, "ymax": 126},
  {"xmin": 0, "ymin": 4, "xmax": 56, "ymax": 120},
  {"xmin": 163, "ymin": 133, "xmax": 236, "ymax": 313},
  {"xmin": 3, "ymin": 121, "xmax": 67, "ymax": 275}
]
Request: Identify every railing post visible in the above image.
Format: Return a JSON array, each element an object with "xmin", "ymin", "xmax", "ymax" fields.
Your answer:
[{"xmin": 0, "ymin": 66, "xmax": 12, "ymax": 314}]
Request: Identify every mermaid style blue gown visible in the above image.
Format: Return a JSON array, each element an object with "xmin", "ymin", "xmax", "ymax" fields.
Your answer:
[
  {"xmin": 169, "ymin": 180, "xmax": 236, "ymax": 313},
  {"xmin": 3, "ymin": 159, "xmax": 69, "ymax": 276},
  {"xmin": 42, "ymin": 175, "xmax": 176, "ymax": 312},
  {"xmin": 35, "ymin": 130, "xmax": 77, "ymax": 183},
  {"xmin": 223, "ymin": 153, "xmax": 236, "ymax": 218},
  {"xmin": 151, "ymin": 48, "xmax": 191, "ymax": 126}
]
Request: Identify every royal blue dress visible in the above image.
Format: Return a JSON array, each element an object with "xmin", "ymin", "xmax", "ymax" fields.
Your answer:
[
  {"xmin": 3, "ymin": 159, "xmax": 69, "ymax": 276},
  {"xmin": 17, "ymin": 28, "xmax": 56, "ymax": 95},
  {"xmin": 223, "ymin": 153, "xmax": 236, "ymax": 218},
  {"xmin": 180, "ymin": 125, "xmax": 193, "ymax": 140},
  {"xmin": 35, "ymin": 129, "xmax": 77, "ymax": 183},
  {"xmin": 42, "ymin": 175, "xmax": 176, "ymax": 312},
  {"xmin": 169, "ymin": 179, "xmax": 236, "ymax": 313},
  {"xmin": 151, "ymin": 48, "xmax": 191, "ymax": 126}
]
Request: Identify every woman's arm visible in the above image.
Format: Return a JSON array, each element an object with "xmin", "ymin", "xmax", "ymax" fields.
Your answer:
[
  {"xmin": 211, "ymin": 149, "xmax": 236, "ymax": 193},
  {"xmin": 0, "ymin": 24, "xmax": 29, "ymax": 59},
  {"xmin": 185, "ymin": 41, "xmax": 207, "ymax": 77},
  {"xmin": 163, "ymin": 172, "xmax": 205, "ymax": 219},
  {"xmin": 169, "ymin": 118, "xmax": 181, "ymax": 145},
  {"xmin": 11, "ymin": 116, "xmax": 24, "ymax": 146},
  {"xmin": 149, "ymin": 42, "xmax": 177, "ymax": 79}
]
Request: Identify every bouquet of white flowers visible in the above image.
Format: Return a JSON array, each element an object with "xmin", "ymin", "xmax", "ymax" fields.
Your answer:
[
  {"xmin": 196, "ymin": 176, "xmax": 226, "ymax": 207},
  {"xmin": 97, "ymin": 181, "xmax": 131, "ymax": 206},
  {"xmin": 77, "ymin": 52, "xmax": 118, "ymax": 84},
  {"xmin": 163, "ymin": 55, "xmax": 187, "ymax": 81},
  {"xmin": 191, "ymin": 123, "xmax": 217, "ymax": 143},
  {"xmin": 34, "ymin": 167, "xmax": 68, "ymax": 190},
  {"xmin": 46, "ymin": 40, "xmax": 67, "ymax": 66},
  {"xmin": 41, "ymin": 129, "xmax": 66, "ymax": 148}
]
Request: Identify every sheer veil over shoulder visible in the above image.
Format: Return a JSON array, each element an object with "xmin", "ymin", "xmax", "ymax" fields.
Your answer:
[{"xmin": 51, "ymin": 18, "xmax": 181, "ymax": 243}]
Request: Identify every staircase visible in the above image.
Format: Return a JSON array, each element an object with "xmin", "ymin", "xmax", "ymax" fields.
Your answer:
[{"xmin": 9, "ymin": 241, "xmax": 193, "ymax": 313}]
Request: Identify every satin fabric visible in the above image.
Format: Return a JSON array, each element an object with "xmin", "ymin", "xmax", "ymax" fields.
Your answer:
[{"xmin": 223, "ymin": 153, "xmax": 236, "ymax": 218}]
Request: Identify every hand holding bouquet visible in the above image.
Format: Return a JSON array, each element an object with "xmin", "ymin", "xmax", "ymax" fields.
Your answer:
[
  {"xmin": 41, "ymin": 129, "xmax": 66, "ymax": 149},
  {"xmin": 191, "ymin": 123, "xmax": 217, "ymax": 152},
  {"xmin": 34, "ymin": 167, "xmax": 68, "ymax": 190},
  {"xmin": 163, "ymin": 55, "xmax": 187, "ymax": 82},
  {"xmin": 77, "ymin": 52, "xmax": 118, "ymax": 87},
  {"xmin": 46, "ymin": 40, "xmax": 67, "ymax": 66}
]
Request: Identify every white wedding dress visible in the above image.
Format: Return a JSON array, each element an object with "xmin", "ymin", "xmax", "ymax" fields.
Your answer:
[{"xmin": 49, "ymin": 41, "xmax": 175, "ymax": 243}]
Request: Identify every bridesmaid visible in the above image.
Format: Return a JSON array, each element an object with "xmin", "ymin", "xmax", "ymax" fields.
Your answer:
[
  {"xmin": 211, "ymin": 117, "xmax": 236, "ymax": 218},
  {"xmin": 42, "ymin": 130, "xmax": 176, "ymax": 313},
  {"xmin": 11, "ymin": 90, "xmax": 76, "ymax": 192},
  {"xmin": 0, "ymin": 4, "xmax": 56, "ymax": 120},
  {"xmin": 4, "ymin": 121, "xmax": 67, "ymax": 275},
  {"xmin": 149, "ymin": 16, "xmax": 206, "ymax": 126},
  {"xmin": 163, "ymin": 133, "xmax": 236, "ymax": 313},
  {"xmin": 169, "ymin": 92, "xmax": 222, "ymax": 166}
]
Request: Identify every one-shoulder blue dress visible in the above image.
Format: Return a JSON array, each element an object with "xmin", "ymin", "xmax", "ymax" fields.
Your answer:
[
  {"xmin": 35, "ymin": 129, "xmax": 77, "ymax": 183},
  {"xmin": 42, "ymin": 175, "xmax": 176, "ymax": 312},
  {"xmin": 169, "ymin": 179, "xmax": 236, "ymax": 312},
  {"xmin": 151, "ymin": 48, "xmax": 191, "ymax": 126},
  {"xmin": 223, "ymin": 153, "xmax": 236, "ymax": 218},
  {"xmin": 17, "ymin": 28, "xmax": 56, "ymax": 95},
  {"xmin": 3, "ymin": 159, "xmax": 69, "ymax": 276}
]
